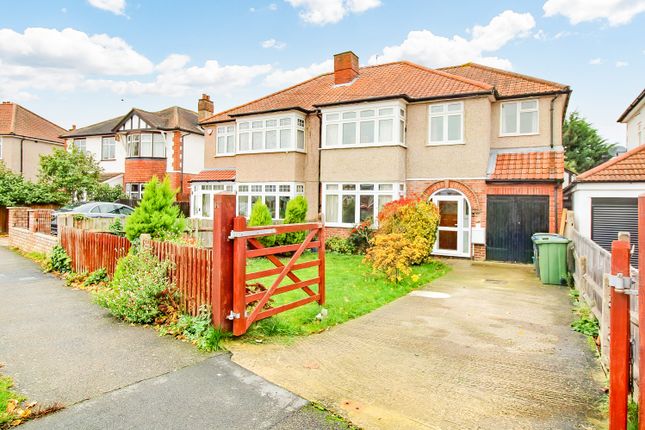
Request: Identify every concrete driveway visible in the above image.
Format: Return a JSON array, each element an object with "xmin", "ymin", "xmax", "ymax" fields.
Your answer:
[{"xmin": 229, "ymin": 260, "xmax": 604, "ymax": 430}]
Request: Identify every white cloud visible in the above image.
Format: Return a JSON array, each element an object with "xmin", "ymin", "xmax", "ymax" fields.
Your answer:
[
  {"xmin": 0, "ymin": 27, "xmax": 153, "ymax": 75},
  {"xmin": 543, "ymin": 0, "xmax": 645, "ymax": 26},
  {"xmin": 285, "ymin": 0, "xmax": 381, "ymax": 25},
  {"xmin": 368, "ymin": 10, "xmax": 535, "ymax": 70},
  {"xmin": 264, "ymin": 59, "xmax": 332, "ymax": 87},
  {"xmin": 87, "ymin": 0, "xmax": 126, "ymax": 15},
  {"xmin": 269, "ymin": 3, "xmax": 278, "ymax": 10},
  {"xmin": 616, "ymin": 60, "xmax": 629, "ymax": 67},
  {"xmin": 589, "ymin": 57, "xmax": 603, "ymax": 64},
  {"xmin": 261, "ymin": 38, "xmax": 287, "ymax": 49}
]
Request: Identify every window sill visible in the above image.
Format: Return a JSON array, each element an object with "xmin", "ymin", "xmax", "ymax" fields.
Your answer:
[
  {"xmin": 230, "ymin": 149, "xmax": 306, "ymax": 155},
  {"xmin": 498, "ymin": 132, "xmax": 539, "ymax": 138},
  {"xmin": 101, "ymin": 158, "xmax": 117, "ymax": 161},
  {"xmin": 325, "ymin": 222, "xmax": 359, "ymax": 228},
  {"xmin": 321, "ymin": 143, "xmax": 406, "ymax": 150},
  {"xmin": 426, "ymin": 141, "xmax": 465, "ymax": 147},
  {"xmin": 213, "ymin": 153, "xmax": 236, "ymax": 158},
  {"xmin": 125, "ymin": 156, "xmax": 167, "ymax": 160}
]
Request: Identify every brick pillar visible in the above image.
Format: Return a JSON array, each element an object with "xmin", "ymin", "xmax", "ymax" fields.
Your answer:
[
  {"xmin": 28, "ymin": 210, "xmax": 37, "ymax": 232},
  {"xmin": 8, "ymin": 207, "xmax": 29, "ymax": 228}
]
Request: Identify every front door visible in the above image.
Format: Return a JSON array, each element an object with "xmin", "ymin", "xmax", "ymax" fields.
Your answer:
[
  {"xmin": 486, "ymin": 195, "xmax": 549, "ymax": 263},
  {"xmin": 431, "ymin": 191, "xmax": 471, "ymax": 257}
]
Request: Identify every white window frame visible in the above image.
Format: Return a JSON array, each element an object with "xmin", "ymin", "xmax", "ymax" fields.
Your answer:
[
  {"xmin": 236, "ymin": 182, "xmax": 305, "ymax": 220},
  {"xmin": 126, "ymin": 132, "xmax": 166, "ymax": 158},
  {"xmin": 427, "ymin": 101, "xmax": 464, "ymax": 145},
  {"xmin": 71, "ymin": 138, "xmax": 87, "ymax": 153},
  {"xmin": 101, "ymin": 136, "xmax": 116, "ymax": 160},
  {"xmin": 322, "ymin": 182, "xmax": 405, "ymax": 228},
  {"xmin": 125, "ymin": 183, "xmax": 146, "ymax": 199},
  {"xmin": 321, "ymin": 100, "xmax": 407, "ymax": 149},
  {"xmin": 190, "ymin": 182, "xmax": 235, "ymax": 219},
  {"xmin": 216, "ymin": 124, "xmax": 236, "ymax": 156},
  {"xmin": 235, "ymin": 112, "xmax": 306, "ymax": 155},
  {"xmin": 500, "ymin": 99, "xmax": 539, "ymax": 137}
]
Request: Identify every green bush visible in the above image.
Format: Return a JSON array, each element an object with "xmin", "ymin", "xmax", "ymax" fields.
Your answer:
[
  {"xmin": 95, "ymin": 249, "xmax": 173, "ymax": 324},
  {"xmin": 109, "ymin": 217, "xmax": 125, "ymax": 237},
  {"xmin": 90, "ymin": 183, "xmax": 126, "ymax": 202},
  {"xmin": 124, "ymin": 176, "xmax": 185, "ymax": 241},
  {"xmin": 84, "ymin": 268, "xmax": 108, "ymax": 287},
  {"xmin": 248, "ymin": 200, "xmax": 275, "ymax": 247},
  {"xmin": 161, "ymin": 306, "xmax": 226, "ymax": 351},
  {"xmin": 278, "ymin": 196, "xmax": 308, "ymax": 245},
  {"xmin": 348, "ymin": 219, "xmax": 373, "ymax": 254},
  {"xmin": 45, "ymin": 245, "xmax": 72, "ymax": 273},
  {"xmin": 325, "ymin": 236, "xmax": 355, "ymax": 254}
]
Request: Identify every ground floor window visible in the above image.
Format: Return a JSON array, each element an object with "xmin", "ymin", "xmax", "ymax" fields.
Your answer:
[
  {"xmin": 237, "ymin": 182, "xmax": 305, "ymax": 220},
  {"xmin": 190, "ymin": 182, "xmax": 235, "ymax": 218},
  {"xmin": 125, "ymin": 183, "xmax": 145, "ymax": 199},
  {"xmin": 323, "ymin": 182, "xmax": 405, "ymax": 227}
]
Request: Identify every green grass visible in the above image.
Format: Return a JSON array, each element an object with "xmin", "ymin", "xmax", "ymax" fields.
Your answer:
[
  {"xmin": 0, "ymin": 375, "xmax": 26, "ymax": 426},
  {"xmin": 241, "ymin": 251, "xmax": 449, "ymax": 340}
]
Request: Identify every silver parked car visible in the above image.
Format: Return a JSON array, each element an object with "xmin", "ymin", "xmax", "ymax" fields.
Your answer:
[{"xmin": 51, "ymin": 202, "xmax": 135, "ymax": 235}]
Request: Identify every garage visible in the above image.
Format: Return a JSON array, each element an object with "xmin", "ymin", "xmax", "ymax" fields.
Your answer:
[
  {"xmin": 592, "ymin": 197, "xmax": 638, "ymax": 265},
  {"xmin": 486, "ymin": 195, "xmax": 549, "ymax": 263}
]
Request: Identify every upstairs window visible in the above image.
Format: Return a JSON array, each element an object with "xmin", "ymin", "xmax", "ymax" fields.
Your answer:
[
  {"xmin": 127, "ymin": 132, "xmax": 165, "ymax": 158},
  {"xmin": 217, "ymin": 125, "xmax": 235, "ymax": 155},
  {"xmin": 501, "ymin": 100, "xmax": 538, "ymax": 136},
  {"xmin": 101, "ymin": 137, "xmax": 116, "ymax": 160},
  {"xmin": 236, "ymin": 114, "xmax": 305, "ymax": 154},
  {"xmin": 428, "ymin": 102, "xmax": 463, "ymax": 145},
  {"xmin": 323, "ymin": 103, "xmax": 405, "ymax": 148}
]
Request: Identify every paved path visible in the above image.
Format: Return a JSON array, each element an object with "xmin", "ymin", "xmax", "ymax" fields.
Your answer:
[
  {"xmin": 230, "ymin": 260, "xmax": 604, "ymax": 430},
  {"xmin": 0, "ymin": 246, "xmax": 345, "ymax": 429}
]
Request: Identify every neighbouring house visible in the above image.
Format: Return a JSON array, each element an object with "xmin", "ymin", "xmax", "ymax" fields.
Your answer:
[
  {"xmin": 60, "ymin": 95, "xmax": 210, "ymax": 201},
  {"xmin": 566, "ymin": 88, "xmax": 645, "ymax": 265},
  {"xmin": 0, "ymin": 101, "xmax": 66, "ymax": 181},
  {"xmin": 195, "ymin": 51, "xmax": 570, "ymax": 262}
]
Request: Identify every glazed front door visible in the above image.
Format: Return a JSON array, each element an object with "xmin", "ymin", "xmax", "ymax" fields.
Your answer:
[{"xmin": 432, "ymin": 193, "xmax": 471, "ymax": 257}]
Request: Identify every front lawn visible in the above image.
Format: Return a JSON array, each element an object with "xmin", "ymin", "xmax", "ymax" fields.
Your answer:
[
  {"xmin": 243, "ymin": 252, "xmax": 448, "ymax": 340},
  {"xmin": 0, "ymin": 375, "xmax": 26, "ymax": 427}
]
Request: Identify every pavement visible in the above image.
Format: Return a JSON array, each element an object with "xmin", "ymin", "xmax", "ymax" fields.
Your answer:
[
  {"xmin": 0, "ymin": 245, "xmax": 348, "ymax": 429},
  {"xmin": 229, "ymin": 260, "xmax": 605, "ymax": 430}
]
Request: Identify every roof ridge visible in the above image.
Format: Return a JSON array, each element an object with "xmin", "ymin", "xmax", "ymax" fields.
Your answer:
[
  {"xmin": 576, "ymin": 144, "xmax": 645, "ymax": 180},
  {"xmin": 399, "ymin": 61, "xmax": 493, "ymax": 91},
  {"xmin": 442, "ymin": 62, "xmax": 568, "ymax": 90},
  {"xmin": 617, "ymin": 88, "xmax": 645, "ymax": 122}
]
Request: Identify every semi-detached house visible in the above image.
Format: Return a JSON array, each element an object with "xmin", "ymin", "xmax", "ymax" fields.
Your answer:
[{"xmin": 193, "ymin": 51, "xmax": 570, "ymax": 262}]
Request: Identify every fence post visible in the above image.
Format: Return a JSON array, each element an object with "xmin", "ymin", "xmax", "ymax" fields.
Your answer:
[
  {"xmin": 211, "ymin": 193, "xmax": 235, "ymax": 331},
  {"xmin": 317, "ymin": 214, "xmax": 326, "ymax": 306},
  {"xmin": 232, "ymin": 216, "xmax": 247, "ymax": 336},
  {"xmin": 609, "ymin": 232, "xmax": 631, "ymax": 430},
  {"xmin": 638, "ymin": 195, "xmax": 645, "ymax": 430}
]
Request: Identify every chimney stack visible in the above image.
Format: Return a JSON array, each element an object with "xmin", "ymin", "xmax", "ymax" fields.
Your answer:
[
  {"xmin": 333, "ymin": 51, "xmax": 359, "ymax": 85},
  {"xmin": 198, "ymin": 94, "xmax": 214, "ymax": 120},
  {"xmin": 70, "ymin": 124, "xmax": 76, "ymax": 131}
]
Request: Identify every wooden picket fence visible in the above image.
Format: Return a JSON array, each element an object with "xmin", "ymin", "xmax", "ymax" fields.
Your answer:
[
  {"xmin": 143, "ymin": 237, "xmax": 213, "ymax": 315},
  {"xmin": 60, "ymin": 227, "xmax": 130, "ymax": 276}
]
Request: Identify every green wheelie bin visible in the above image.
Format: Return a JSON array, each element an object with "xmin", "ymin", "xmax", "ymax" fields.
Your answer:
[{"xmin": 532, "ymin": 234, "xmax": 570, "ymax": 285}]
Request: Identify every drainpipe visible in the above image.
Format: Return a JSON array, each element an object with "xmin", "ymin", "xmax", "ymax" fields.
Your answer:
[
  {"xmin": 550, "ymin": 94, "xmax": 559, "ymax": 231},
  {"xmin": 19, "ymin": 138, "xmax": 25, "ymax": 175},
  {"xmin": 316, "ymin": 111, "xmax": 323, "ymax": 217},
  {"xmin": 549, "ymin": 95, "xmax": 558, "ymax": 149}
]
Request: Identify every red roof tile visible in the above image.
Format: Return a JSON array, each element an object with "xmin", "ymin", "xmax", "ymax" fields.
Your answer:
[
  {"xmin": 576, "ymin": 145, "xmax": 645, "ymax": 182},
  {"xmin": 490, "ymin": 150, "xmax": 564, "ymax": 181},
  {"xmin": 0, "ymin": 102, "xmax": 66, "ymax": 143},
  {"xmin": 190, "ymin": 169, "xmax": 236, "ymax": 182},
  {"xmin": 439, "ymin": 63, "xmax": 569, "ymax": 98},
  {"xmin": 202, "ymin": 61, "xmax": 493, "ymax": 123}
]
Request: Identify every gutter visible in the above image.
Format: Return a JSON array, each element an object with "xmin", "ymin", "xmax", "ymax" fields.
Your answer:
[{"xmin": 495, "ymin": 88, "xmax": 571, "ymax": 100}]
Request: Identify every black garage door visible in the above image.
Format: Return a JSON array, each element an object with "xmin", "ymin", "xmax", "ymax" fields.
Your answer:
[
  {"xmin": 592, "ymin": 198, "xmax": 638, "ymax": 266},
  {"xmin": 487, "ymin": 195, "xmax": 549, "ymax": 263}
]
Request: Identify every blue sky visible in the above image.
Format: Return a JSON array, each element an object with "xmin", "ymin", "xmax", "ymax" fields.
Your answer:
[{"xmin": 0, "ymin": 0, "xmax": 643, "ymax": 145}]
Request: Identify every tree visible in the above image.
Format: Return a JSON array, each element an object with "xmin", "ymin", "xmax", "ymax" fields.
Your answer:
[
  {"xmin": 0, "ymin": 162, "xmax": 66, "ymax": 206},
  {"xmin": 89, "ymin": 183, "xmax": 126, "ymax": 202},
  {"xmin": 248, "ymin": 199, "xmax": 275, "ymax": 247},
  {"xmin": 38, "ymin": 147, "xmax": 101, "ymax": 202},
  {"xmin": 124, "ymin": 176, "xmax": 186, "ymax": 241},
  {"xmin": 562, "ymin": 111, "xmax": 615, "ymax": 173}
]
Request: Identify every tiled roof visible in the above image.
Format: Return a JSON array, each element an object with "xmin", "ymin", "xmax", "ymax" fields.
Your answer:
[
  {"xmin": 62, "ymin": 106, "xmax": 202, "ymax": 138},
  {"xmin": 0, "ymin": 102, "xmax": 66, "ymax": 143},
  {"xmin": 489, "ymin": 150, "xmax": 564, "ymax": 181},
  {"xmin": 439, "ymin": 63, "xmax": 569, "ymax": 98},
  {"xmin": 575, "ymin": 144, "xmax": 645, "ymax": 182},
  {"xmin": 99, "ymin": 172, "xmax": 123, "ymax": 183},
  {"xmin": 190, "ymin": 169, "xmax": 236, "ymax": 182},
  {"xmin": 617, "ymin": 88, "xmax": 645, "ymax": 122},
  {"xmin": 202, "ymin": 61, "xmax": 494, "ymax": 123}
]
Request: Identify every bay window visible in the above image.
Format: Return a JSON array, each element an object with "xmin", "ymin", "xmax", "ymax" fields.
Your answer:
[
  {"xmin": 217, "ymin": 125, "xmax": 235, "ymax": 155},
  {"xmin": 322, "ymin": 101, "xmax": 406, "ymax": 148},
  {"xmin": 233, "ymin": 113, "xmax": 305, "ymax": 155},
  {"xmin": 190, "ymin": 182, "xmax": 235, "ymax": 218},
  {"xmin": 127, "ymin": 132, "xmax": 166, "ymax": 158},
  {"xmin": 237, "ymin": 182, "xmax": 305, "ymax": 219},
  {"xmin": 501, "ymin": 100, "xmax": 538, "ymax": 136},
  {"xmin": 101, "ymin": 136, "xmax": 116, "ymax": 160},
  {"xmin": 428, "ymin": 102, "xmax": 463, "ymax": 144},
  {"xmin": 323, "ymin": 182, "xmax": 405, "ymax": 227}
]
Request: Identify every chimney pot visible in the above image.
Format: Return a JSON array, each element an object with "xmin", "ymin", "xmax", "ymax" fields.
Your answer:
[
  {"xmin": 198, "ymin": 93, "xmax": 214, "ymax": 121},
  {"xmin": 333, "ymin": 51, "xmax": 359, "ymax": 85}
]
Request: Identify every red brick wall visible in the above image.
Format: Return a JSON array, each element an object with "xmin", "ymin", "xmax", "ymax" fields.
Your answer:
[
  {"xmin": 167, "ymin": 172, "xmax": 194, "ymax": 202},
  {"xmin": 123, "ymin": 158, "xmax": 167, "ymax": 185},
  {"xmin": 172, "ymin": 131, "xmax": 182, "ymax": 171},
  {"xmin": 9, "ymin": 227, "xmax": 58, "ymax": 255},
  {"xmin": 325, "ymin": 227, "xmax": 352, "ymax": 238}
]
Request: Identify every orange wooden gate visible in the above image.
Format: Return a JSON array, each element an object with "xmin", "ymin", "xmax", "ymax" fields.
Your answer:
[{"xmin": 229, "ymin": 216, "xmax": 325, "ymax": 336}]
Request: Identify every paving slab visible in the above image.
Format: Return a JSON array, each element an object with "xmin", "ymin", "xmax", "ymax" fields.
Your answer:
[{"xmin": 229, "ymin": 260, "xmax": 605, "ymax": 430}]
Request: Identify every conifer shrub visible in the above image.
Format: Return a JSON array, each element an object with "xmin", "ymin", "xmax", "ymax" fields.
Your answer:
[
  {"xmin": 248, "ymin": 200, "xmax": 275, "ymax": 247},
  {"xmin": 124, "ymin": 176, "xmax": 185, "ymax": 241},
  {"xmin": 278, "ymin": 195, "xmax": 308, "ymax": 245}
]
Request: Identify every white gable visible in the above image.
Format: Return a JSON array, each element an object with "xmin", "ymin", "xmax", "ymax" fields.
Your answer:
[{"xmin": 119, "ymin": 113, "xmax": 152, "ymax": 131}]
